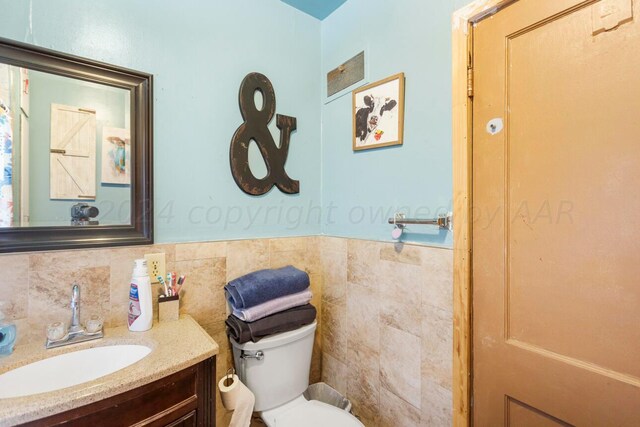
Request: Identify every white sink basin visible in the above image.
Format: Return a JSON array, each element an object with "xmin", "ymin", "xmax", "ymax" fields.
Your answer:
[{"xmin": 0, "ymin": 344, "xmax": 151, "ymax": 399}]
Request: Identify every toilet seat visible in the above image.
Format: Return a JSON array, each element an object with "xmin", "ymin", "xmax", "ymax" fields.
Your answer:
[{"xmin": 261, "ymin": 395, "xmax": 363, "ymax": 427}]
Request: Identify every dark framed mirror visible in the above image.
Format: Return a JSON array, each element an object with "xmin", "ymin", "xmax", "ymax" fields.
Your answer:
[{"xmin": 0, "ymin": 37, "xmax": 152, "ymax": 252}]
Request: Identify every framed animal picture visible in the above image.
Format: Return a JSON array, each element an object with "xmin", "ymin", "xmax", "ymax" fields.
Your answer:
[{"xmin": 352, "ymin": 72, "xmax": 405, "ymax": 151}]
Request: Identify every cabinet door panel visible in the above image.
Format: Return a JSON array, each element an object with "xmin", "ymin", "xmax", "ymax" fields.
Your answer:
[
  {"xmin": 21, "ymin": 357, "xmax": 215, "ymax": 427},
  {"xmin": 165, "ymin": 411, "xmax": 196, "ymax": 427}
]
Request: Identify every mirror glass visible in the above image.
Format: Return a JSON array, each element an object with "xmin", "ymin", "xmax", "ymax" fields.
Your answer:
[{"xmin": 0, "ymin": 65, "xmax": 132, "ymax": 228}]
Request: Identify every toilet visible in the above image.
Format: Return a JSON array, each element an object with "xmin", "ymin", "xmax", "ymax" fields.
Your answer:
[{"xmin": 230, "ymin": 321, "xmax": 363, "ymax": 427}]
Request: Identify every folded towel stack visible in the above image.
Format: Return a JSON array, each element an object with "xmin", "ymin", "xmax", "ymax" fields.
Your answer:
[{"xmin": 225, "ymin": 265, "xmax": 316, "ymax": 344}]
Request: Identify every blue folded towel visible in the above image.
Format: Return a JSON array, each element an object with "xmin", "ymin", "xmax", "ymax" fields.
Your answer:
[{"xmin": 225, "ymin": 265, "xmax": 310, "ymax": 309}]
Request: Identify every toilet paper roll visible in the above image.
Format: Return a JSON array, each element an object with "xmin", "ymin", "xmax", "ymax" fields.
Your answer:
[
  {"xmin": 218, "ymin": 374, "xmax": 241, "ymax": 410},
  {"xmin": 218, "ymin": 374, "xmax": 255, "ymax": 427}
]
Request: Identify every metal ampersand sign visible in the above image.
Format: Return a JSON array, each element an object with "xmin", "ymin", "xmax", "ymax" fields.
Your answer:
[{"xmin": 229, "ymin": 73, "xmax": 299, "ymax": 195}]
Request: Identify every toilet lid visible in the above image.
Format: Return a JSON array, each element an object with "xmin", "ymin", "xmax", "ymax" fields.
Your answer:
[{"xmin": 274, "ymin": 400, "xmax": 363, "ymax": 427}]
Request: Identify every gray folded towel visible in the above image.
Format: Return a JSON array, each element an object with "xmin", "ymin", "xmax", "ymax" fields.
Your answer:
[
  {"xmin": 226, "ymin": 304, "xmax": 317, "ymax": 344},
  {"xmin": 225, "ymin": 265, "xmax": 310, "ymax": 309}
]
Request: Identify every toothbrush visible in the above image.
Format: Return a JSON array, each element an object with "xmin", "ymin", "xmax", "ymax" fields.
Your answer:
[
  {"xmin": 166, "ymin": 273, "xmax": 174, "ymax": 296},
  {"xmin": 176, "ymin": 275, "xmax": 186, "ymax": 295},
  {"xmin": 171, "ymin": 272, "xmax": 177, "ymax": 295},
  {"xmin": 158, "ymin": 275, "xmax": 169, "ymax": 297}
]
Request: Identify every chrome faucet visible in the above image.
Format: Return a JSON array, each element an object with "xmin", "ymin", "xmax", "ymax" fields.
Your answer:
[
  {"xmin": 45, "ymin": 284, "xmax": 104, "ymax": 349},
  {"xmin": 69, "ymin": 284, "xmax": 82, "ymax": 333}
]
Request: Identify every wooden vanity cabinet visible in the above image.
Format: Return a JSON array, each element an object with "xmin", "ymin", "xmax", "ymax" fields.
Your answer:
[{"xmin": 21, "ymin": 357, "xmax": 215, "ymax": 427}]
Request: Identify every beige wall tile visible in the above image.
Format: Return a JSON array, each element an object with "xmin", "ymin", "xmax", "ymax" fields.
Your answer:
[
  {"xmin": 310, "ymin": 327, "xmax": 322, "ymax": 384},
  {"xmin": 226, "ymin": 239, "xmax": 269, "ymax": 282},
  {"xmin": 303, "ymin": 238, "xmax": 322, "ymax": 276},
  {"xmin": 380, "ymin": 297, "xmax": 423, "ymax": 339},
  {"xmin": 380, "ymin": 325, "xmax": 421, "ymax": 409},
  {"xmin": 321, "ymin": 236, "xmax": 348, "ymax": 255},
  {"xmin": 379, "ymin": 243, "xmax": 422, "ymax": 266},
  {"xmin": 5, "ymin": 234, "xmax": 452, "ymax": 427},
  {"xmin": 322, "ymin": 352, "xmax": 348, "ymax": 396},
  {"xmin": 322, "ymin": 250, "xmax": 347, "ymax": 306},
  {"xmin": 269, "ymin": 250, "xmax": 308, "ymax": 272},
  {"xmin": 200, "ymin": 317, "xmax": 228, "ymax": 342},
  {"xmin": 322, "ymin": 301, "xmax": 347, "ymax": 362},
  {"xmin": 347, "ymin": 344, "xmax": 381, "ymax": 426},
  {"xmin": 379, "ymin": 387, "xmax": 421, "ymax": 427},
  {"xmin": 175, "ymin": 241, "xmax": 227, "ymax": 261},
  {"xmin": 347, "ymin": 239, "xmax": 381, "ymax": 289},
  {"xmin": 176, "ymin": 258, "xmax": 227, "ymax": 326},
  {"xmin": 153, "ymin": 244, "xmax": 177, "ymax": 264},
  {"xmin": 29, "ymin": 248, "xmax": 112, "ymax": 271},
  {"xmin": 28, "ymin": 266, "xmax": 110, "ymax": 343},
  {"xmin": 378, "ymin": 259, "xmax": 422, "ymax": 336},
  {"xmin": 309, "ymin": 273, "xmax": 323, "ymax": 298},
  {"xmin": 306, "ymin": 236, "xmax": 323, "ymax": 250},
  {"xmin": 269, "ymin": 244, "xmax": 321, "ymax": 277},
  {"xmin": 420, "ymin": 247, "xmax": 453, "ymax": 313},
  {"xmin": 421, "ymin": 378, "xmax": 453, "ymax": 426},
  {"xmin": 421, "ymin": 304, "xmax": 453, "ymax": 390},
  {"xmin": 346, "ymin": 283, "xmax": 379, "ymax": 351},
  {"xmin": 268, "ymin": 237, "xmax": 307, "ymax": 253},
  {"xmin": 13, "ymin": 318, "xmax": 31, "ymax": 346},
  {"xmin": 0, "ymin": 254, "xmax": 29, "ymax": 320},
  {"xmin": 309, "ymin": 273, "xmax": 323, "ymax": 316}
]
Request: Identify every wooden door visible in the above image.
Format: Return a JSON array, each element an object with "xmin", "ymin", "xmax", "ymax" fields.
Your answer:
[
  {"xmin": 50, "ymin": 103, "xmax": 96, "ymax": 200},
  {"xmin": 472, "ymin": 0, "xmax": 640, "ymax": 425}
]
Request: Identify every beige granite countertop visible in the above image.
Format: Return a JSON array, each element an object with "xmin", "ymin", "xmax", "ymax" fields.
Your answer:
[{"xmin": 0, "ymin": 315, "xmax": 218, "ymax": 426}]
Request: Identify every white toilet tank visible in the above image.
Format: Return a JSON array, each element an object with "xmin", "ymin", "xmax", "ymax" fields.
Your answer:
[{"xmin": 230, "ymin": 322, "xmax": 316, "ymax": 412}]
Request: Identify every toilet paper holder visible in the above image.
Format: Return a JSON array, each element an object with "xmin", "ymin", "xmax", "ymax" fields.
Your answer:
[
  {"xmin": 224, "ymin": 367, "xmax": 236, "ymax": 387},
  {"xmin": 241, "ymin": 350, "xmax": 264, "ymax": 361}
]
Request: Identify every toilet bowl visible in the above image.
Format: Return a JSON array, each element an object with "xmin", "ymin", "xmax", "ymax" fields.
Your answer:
[{"xmin": 230, "ymin": 321, "xmax": 363, "ymax": 427}]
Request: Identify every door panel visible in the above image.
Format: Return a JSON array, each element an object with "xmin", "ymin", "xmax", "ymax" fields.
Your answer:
[
  {"xmin": 507, "ymin": 397, "xmax": 571, "ymax": 427},
  {"xmin": 473, "ymin": 0, "xmax": 640, "ymax": 425},
  {"xmin": 50, "ymin": 104, "xmax": 96, "ymax": 200}
]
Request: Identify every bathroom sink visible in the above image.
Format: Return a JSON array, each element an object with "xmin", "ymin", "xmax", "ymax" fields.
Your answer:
[{"xmin": 0, "ymin": 344, "xmax": 151, "ymax": 399}]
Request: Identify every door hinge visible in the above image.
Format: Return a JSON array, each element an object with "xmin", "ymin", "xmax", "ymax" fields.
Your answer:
[{"xmin": 467, "ymin": 66, "xmax": 474, "ymax": 98}]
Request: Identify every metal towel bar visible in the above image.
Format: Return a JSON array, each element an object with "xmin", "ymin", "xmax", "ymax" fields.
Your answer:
[{"xmin": 388, "ymin": 212, "xmax": 453, "ymax": 231}]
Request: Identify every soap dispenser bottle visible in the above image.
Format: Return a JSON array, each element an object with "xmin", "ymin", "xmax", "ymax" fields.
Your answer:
[
  {"xmin": 0, "ymin": 302, "xmax": 16, "ymax": 356},
  {"xmin": 128, "ymin": 259, "xmax": 153, "ymax": 332}
]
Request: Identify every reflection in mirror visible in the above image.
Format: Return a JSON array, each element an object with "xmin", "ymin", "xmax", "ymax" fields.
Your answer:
[{"xmin": 0, "ymin": 66, "xmax": 132, "ymax": 228}]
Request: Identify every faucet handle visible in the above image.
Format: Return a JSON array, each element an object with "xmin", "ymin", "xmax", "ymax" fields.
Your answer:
[{"xmin": 46, "ymin": 322, "xmax": 66, "ymax": 341}]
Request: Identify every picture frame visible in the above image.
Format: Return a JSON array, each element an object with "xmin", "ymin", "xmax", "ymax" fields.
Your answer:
[
  {"xmin": 101, "ymin": 126, "xmax": 131, "ymax": 185},
  {"xmin": 352, "ymin": 72, "xmax": 405, "ymax": 151},
  {"xmin": 325, "ymin": 47, "xmax": 369, "ymax": 104}
]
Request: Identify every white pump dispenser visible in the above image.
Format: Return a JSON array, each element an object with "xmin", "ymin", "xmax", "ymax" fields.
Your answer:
[{"xmin": 128, "ymin": 259, "xmax": 153, "ymax": 332}]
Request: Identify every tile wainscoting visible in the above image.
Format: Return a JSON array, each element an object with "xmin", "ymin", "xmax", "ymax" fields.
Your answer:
[
  {"xmin": 320, "ymin": 237, "xmax": 453, "ymax": 426},
  {"xmin": 0, "ymin": 237, "xmax": 323, "ymax": 427},
  {"xmin": 0, "ymin": 236, "xmax": 452, "ymax": 426}
]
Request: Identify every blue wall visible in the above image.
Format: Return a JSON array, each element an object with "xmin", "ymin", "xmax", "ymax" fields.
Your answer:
[
  {"xmin": 28, "ymin": 71, "xmax": 131, "ymax": 226},
  {"xmin": 0, "ymin": 0, "xmax": 322, "ymax": 243},
  {"xmin": 1, "ymin": 0, "xmax": 471, "ymax": 248},
  {"xmin": 320, "ymin": 0, "xmax": 469, "ymax": 247}
]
